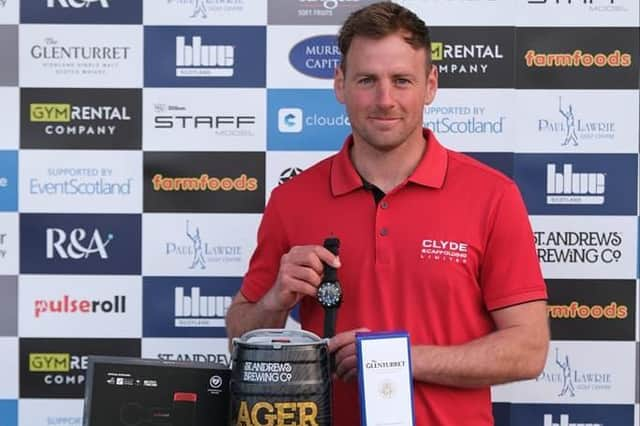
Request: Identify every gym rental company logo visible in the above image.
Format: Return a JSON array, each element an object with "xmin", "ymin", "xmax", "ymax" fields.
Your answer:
[
  {"xmin": 20, "ymin": 214, "xmax": 141, "ymax": 274},
  {"xmin": 420, "ymin": 239, "xmax": 468, "ymax": 264},
  {"xmin": 144, "ymin": 152, "xmax": 264, "ymax": 213},
  {"xmin": 537, "ymin": 97, "xmax": 615, "ymax": 147},
  {"xmin": 429, "ymin": 27, "xmax": 513, "ymax": 88},
  {"xmin": 21, "ymin": 88, "xmax": 141, "ymax": 149},
  {"xmin": 545, "ymin": 279, "xmax": 635, "ymax": 341},
  {"xmin": 289, "ymin": 35, "xmax": 340, "ymax": 79},
  {"xmin": 144, "ymin": 26, "xmax": 265, "ymax": 87},
  {"xmin": 164, "ymin": 220, "xmax": 243, "ymax": 270},
  {"xmin": 269, "ymin": 89, "xmax": 349, "ymax": 150},
  {"xmin": 20, "ymin": 0, "xmax": 141, "ymax": 24},
  {"xmin": 142, "ymin": 277, "xmax": 240, "ymax": 338},
  {"xmin": 20, "ymin": 338, "xmax": 141, "ymax": 398},
  {"xmin": 516, "ymin": 154, "xmax": 637, "ymax": 215}
]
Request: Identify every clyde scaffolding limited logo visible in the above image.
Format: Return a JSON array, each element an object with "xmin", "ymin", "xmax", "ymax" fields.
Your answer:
[{"xmin": 420, "ymin": 238, "xmax": 468, "ymax": 263}]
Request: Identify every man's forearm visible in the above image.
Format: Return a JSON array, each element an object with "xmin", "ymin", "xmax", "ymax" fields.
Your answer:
[
  {"xmin": 411, "ymin": 322, "xmax": 548, "ymax": 388},
  {"xmin": 225, "ymin": 296, "xmax": 289, "ymax": 341}
]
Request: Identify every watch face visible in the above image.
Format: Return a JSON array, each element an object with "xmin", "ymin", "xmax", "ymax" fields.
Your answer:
[{"xmin": 317, "ymin": 281, "xmax": 342, "ymax": 308}]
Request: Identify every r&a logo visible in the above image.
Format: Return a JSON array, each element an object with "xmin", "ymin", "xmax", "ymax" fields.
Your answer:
[
  {"xmin": 47, "ymin": 0, "xmax": 109, "ymax": 7},
  {"xmin": 46, "ymin": 228, "xmax": 113, "ymax": 259}
]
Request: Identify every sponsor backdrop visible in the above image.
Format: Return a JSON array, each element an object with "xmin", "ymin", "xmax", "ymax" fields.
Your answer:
[{"xmin": 0, "ymin": 0, "xmax": 638, "ymax": 425}]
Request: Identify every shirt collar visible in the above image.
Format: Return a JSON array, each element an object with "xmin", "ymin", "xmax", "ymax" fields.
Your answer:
[{"xmin": 330, "ymin": 128, "xmax": 448, "ymax": 196}]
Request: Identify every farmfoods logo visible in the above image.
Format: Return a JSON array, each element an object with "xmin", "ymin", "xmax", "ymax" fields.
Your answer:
[
  {"xmin": 525, "ymin": 49, "xmax": 632, "ymax": 68},
  {"xmin": 151, "ymin": 173, "xmax": 257, "ymax": 192}
]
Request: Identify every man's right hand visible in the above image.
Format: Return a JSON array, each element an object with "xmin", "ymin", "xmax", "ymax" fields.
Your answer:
[{"xmin": 260, "ymin": 245, "xmax": 341, "ymax": 313}]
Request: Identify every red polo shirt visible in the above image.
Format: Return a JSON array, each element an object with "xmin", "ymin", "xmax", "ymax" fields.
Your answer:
[{"xmin": 241, "ymin": 129, "xmax": 546, "ymax": 425}]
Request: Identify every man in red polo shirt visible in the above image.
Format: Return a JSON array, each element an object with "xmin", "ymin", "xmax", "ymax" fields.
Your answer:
[{"xmin": 226, "ymin": 2, "xmax": 549, "ymax": 425}]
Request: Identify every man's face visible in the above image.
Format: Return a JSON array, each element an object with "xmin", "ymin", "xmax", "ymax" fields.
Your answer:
[{"xmin": 334, "ymin": 31, "xmax": 437, "ymax": 152}]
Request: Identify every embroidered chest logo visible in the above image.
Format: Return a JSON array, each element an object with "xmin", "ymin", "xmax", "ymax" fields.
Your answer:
[{"xmin": 420, "ymin": 239, "xmax": 468, "ymax": 263}]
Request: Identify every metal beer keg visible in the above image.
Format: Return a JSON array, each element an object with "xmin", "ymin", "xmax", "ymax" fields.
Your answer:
[{"xmin": 230, "ymin": 329, "xmax": 332, "ymax": 426}]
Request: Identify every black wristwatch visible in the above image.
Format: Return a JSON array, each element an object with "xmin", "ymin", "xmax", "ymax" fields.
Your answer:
[{"xmin": 317, "ymin": 237, "xmax": 342, "ymax": 338}]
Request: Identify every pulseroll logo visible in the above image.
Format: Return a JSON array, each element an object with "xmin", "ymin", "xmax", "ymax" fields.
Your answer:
[{"xmin": 46, "ymin": 228, "xmax": 114, "ymax": 259}]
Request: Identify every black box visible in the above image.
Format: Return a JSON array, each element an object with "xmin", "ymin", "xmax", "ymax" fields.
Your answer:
[{"xmin": 83, "ymin": 356, "xmax": 230, "ymax": 426}]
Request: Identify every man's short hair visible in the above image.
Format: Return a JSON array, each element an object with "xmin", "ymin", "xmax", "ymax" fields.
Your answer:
[{"xmin": 338, "ymin": 1, "xmax": 432, "ymax": 72}]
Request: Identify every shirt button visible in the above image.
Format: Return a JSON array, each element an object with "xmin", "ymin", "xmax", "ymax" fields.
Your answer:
[
  {"xmin": 380, "ymin": 227, "xmax": 388, "ymax": 236},
  {"xmin": 380, "ymin": 201, "xmax": 389, "ymax": 209}
]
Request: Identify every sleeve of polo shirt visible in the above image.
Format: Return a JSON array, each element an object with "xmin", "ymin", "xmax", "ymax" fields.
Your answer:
[
  {"xmin": 240, "ymin": 188, "xmax": 290, "ymax": 303},
  {"xmin": 480, "ymin": 181, "xmax": 547, "ymax": 311}
]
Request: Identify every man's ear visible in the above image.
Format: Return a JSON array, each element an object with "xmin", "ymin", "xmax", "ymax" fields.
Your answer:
[
  {"xmin": 424, "ymin": 65, "xmax": 438, "ymax": 106},
  {"xmin": 334, "ymin": 65, "xmax": 345, "ymax": 104}
]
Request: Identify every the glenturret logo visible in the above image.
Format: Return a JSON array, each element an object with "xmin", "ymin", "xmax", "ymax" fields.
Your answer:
[
  {"xmin": 525, "ymin": 49, "xmax": 632, "ymax": 68},
  {"xmin": 29, "ymin": 103, "xmax": 132, "ymax": 136},
  {"xmin": 543, "ymin": 414, "xmax": 602, "ymax": 426},
  {"xmin": 278, "ymin": 108, "xmax": 303, "ymax": 133},
  {"xmin": 546, "ymin": 163, "xmax": 605, "ymax": 205},
  {"xmin": 30, "ymin": 37, "xmax": 131, "ymax": 61},
  {"xmin": 34, "ymin": 295, "xmax": 126, "ymax": 318},
  {"xmin": 420, "ymin": 239, "xmax": 468, "ymax": 263},
  {"xmin": 176, "ymin": 36, "xmax": 234, "ymax": 77},
  {"xmin": 547, "ymin": 301, "xmax": 628, "ymax": 319},
  {"xmin": 151, "ymin": 173, "xmax": 258, "ymax": 192},
  {"xmin": 47, "ymin": 0, "xmax": 109, "ymax": 8},
  {"xmin": 46, "ymin": 227, "xmax": 114, "ymax": 259},
  {"xmin": 534, "ymin": 230, "xmax": 622, "ymax": 264},
  {"xmin": 430, "ymin": 40, "xmax": 504, "ymax": 74},
  {"xmin": 537, "ymin": 97, "xmax": 615, "ymax": 147},
  {"xmin": 174, "ymin": 286, "xmax": 231, "ymax": 327}
]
